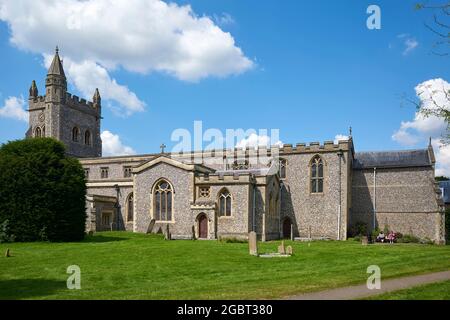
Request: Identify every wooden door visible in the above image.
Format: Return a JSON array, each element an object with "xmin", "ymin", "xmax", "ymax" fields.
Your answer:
[{"xmin": 198, "ymin": 214, "xmax": 208, "ymax": 239}]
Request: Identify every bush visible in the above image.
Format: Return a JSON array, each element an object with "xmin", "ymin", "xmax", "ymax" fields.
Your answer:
[
  {"xmin": 0, "ymin": 138, "xmax": 86, "ymax": 242},
  {"xmin": 396, "ymin": 234, "xmax": 420, "ymax": 243},
  {"xmin": 348, "ymin": 221, "xmax": 368, "ymax": 237},
  {"xmin": 371, "ymin": 227, "xmax": 381, "ymax": 240},
  {"xmin": 219, "ymin": 236, "xmax": 248, "ymax": 243}
]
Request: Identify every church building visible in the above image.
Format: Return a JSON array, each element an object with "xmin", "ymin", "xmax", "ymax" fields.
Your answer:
[{"xmin": 27, "ymin": 49, "xmax": 446, "ymax": 243}]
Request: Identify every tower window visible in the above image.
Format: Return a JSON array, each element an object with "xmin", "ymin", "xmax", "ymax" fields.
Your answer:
[
  {"xmin": 84, "ymin": 130, "xmax": 91, "ymax": 146},
  {"xmin": 72, "ymin": 127, "xmax": 79, "ymax": 142},
  {"xmin": 279, "ymin": 158, "xmax": 287, "ymax": 179},
  {"xmin": 84, "ymin": 168, "xmax": 90, "ymax": 179},
  {"xmin": 100, "ymin": 167, "xmax": 109, "ymax": 179},
  {"xmin": 35, "ymin": 127, "xmax": 42, "ymax": 138},
  {"xmin": 123, "ymin": 166, "xmax": 132, "ymax": 178}
]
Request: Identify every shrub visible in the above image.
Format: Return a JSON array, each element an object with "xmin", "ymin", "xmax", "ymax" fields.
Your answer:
[
  {"xmin": 396, "ymin": 234, "xmax": 420, "ymax": 243},
  {"xmin": 371, "ymin": 227, "xmax": 381, "ymax": 240},
  {"xmin": 0, "ymin": 138, "xmax": 86, "ymax": 242},
  {"xmin": 348, "ymin": 221, "xmax": 368, "ymax": 237},
  {"xmin": 219, "ymin": 236, "xmax": 248, "ymax": 243}
]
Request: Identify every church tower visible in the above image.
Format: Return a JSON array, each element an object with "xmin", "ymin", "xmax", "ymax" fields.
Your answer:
[{"xmin": 27, "ymin": 47, "xmax": 102, "ymax": 158}]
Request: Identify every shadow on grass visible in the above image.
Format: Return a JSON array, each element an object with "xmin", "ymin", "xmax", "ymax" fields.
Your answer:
[
  {"xmin": 82, "ymin": 235, "xmax": 128, "ymax": 243},
  {"xmin": 0, "ymin": 279, "xmax": 65, "ymax": 299}
]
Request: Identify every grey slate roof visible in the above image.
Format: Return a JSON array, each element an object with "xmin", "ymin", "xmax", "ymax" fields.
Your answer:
[
  {"xmin": 439, "ymin": 181, "xmax": 450, "ymax": 204},
  {"xmin": 353, "ymin": 149, "xmax": 432, "ymax": 169}
]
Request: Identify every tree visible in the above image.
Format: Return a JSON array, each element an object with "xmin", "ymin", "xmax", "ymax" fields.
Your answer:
[
  {"xmin": 0, "ymin": 138, "xmax": 86, "ymax": 242},
  {"xmin": 415, "ymin": 2, "xmax": 449, "ymax": 56},
  {"xmin": 436, "ymin": 175, "xmax": 450, "ymax": 181}
]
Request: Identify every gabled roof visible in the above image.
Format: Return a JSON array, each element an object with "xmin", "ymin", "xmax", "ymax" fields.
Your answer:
[
  {"xmin": 132, "ymin": 156, "xmax": 215, "ymax": 174},
  {"xmin": 353, "ymin": 149, "xmax": 433, "ymax": 169},
  {"xmin": 47, "ymin": 47, "xmax": 66, "ymax": 77}
]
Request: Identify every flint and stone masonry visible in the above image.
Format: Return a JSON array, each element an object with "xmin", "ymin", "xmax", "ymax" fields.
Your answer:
[{"xmin": 27, "ymin": 49, "xmax": 446, "ymax": 244}]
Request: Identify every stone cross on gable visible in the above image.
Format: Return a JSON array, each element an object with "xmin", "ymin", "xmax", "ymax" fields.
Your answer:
[{"xmin": 160, "ymin": 143, "xmax": 166, "ymax": 154}]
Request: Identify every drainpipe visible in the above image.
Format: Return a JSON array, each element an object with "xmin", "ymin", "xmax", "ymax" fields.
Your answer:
[
  {"xmin": 114, "ymin": 184, "xmax": 120, "ymax": 231},
  {"xmin": 252, "ymin": 183, "xmax": 256, "ymax": 232},
  {"xmin": 373, "ymin": 167, "xmax": 377, "ymax": 231},
  {"xmin": 337, "ymin": 150, "xmax": 343, "ymax": 240}
]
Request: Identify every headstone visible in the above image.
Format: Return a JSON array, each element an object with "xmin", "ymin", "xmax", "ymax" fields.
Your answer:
[
  {"xmin": 290, "ymin": 224, "xmax": 294, "ymax": 241},
  {"xmin": 249, "ymin": 232, "xmax": 258, "ymax": 256},
  {"xmin": 286, "ymin": 245, "xmax": 293, "ymax": 255},
  {"xmin": 5, "ymin": 248, "xmax": 10, "ymax": 257},
  {"xmin": 278, "ymin": 240, "xmax": 286, "ymax": 254},
  {"xmin": 164, "ymin": 224, "xmax": 171, "ymax": 240},
  {"xmin": 146, "ymin": 219, "xmax": 156, "ymax": 234},
  {"xmin": 361, "ymin": 236, "xmax": 368, "ymax": 246}
]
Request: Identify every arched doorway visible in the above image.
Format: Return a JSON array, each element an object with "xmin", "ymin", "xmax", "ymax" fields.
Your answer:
[
  {"xmin": 282, "ymin": 217, "xmax": 292, "ymax": 239},
  {"xmin": 198, "ymin": 214, "xmax": 208, "ymax": 239}
]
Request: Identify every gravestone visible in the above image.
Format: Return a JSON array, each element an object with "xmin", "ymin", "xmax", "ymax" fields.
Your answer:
[
  {"xmin": 5, "ymin": 248, "xmax": 10, "ymax": 257},
  {"xmin": 146, "ymin": 219, "xmax": 156, "ymax": 234},
  {"xmin": 249, "ymin": 232, "xmax": 258, "ymax": 256},
  {"xmin": 361, "ymin": 236, "xmax": 368, "ymax": 246},
  {"xmin": 164, "ymin": 224, "xmax": 171, "ymax": 240},
  {"xmin": 278, "ymin": 241, "xmax": 286, "ymax": 254},
  {"xmin": 286, "ymin": 245, "xmax": 293, "ymax": 255}
]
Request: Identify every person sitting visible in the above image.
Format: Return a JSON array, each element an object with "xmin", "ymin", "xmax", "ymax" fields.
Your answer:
[
  {"xmin": 387, "ymin": 231, "xmax": 395, "ymax": 244},
  {"xmin": 377, "ymin": 231, "xmax": 385, "ymax": 243}
]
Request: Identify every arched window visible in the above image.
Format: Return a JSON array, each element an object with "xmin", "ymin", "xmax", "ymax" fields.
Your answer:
[
  {"xmin": 42, "ymin": 126, "xmax": 45, "ymax": 137},
  {"xmin": 85, "ymin": 130, "xmax": 91, "ymax": 145},
  {"xmin": 311, "ymin": 156, "xmax": 324, "ymax": 193},
  {"xmin": 35, "ymin": 127, "xmax": 42, "ymax": 138},
  {"xmin": 218, "ymin": 189, "xmax": 232, "ymax": 217},
  {"xmin": 279, "ymin": 158, "xmax": 287, "ymax": 179},
  {"xmin": 154, "ymin": 180, "xmax": 173, "ymax": 221},
  {"xmin": 72, "ymin": 127, "xmax": 79, "ymax": 142},
  {"xmin": 127, "ymin": 193, "xmax": 134, "ymax": 222}
]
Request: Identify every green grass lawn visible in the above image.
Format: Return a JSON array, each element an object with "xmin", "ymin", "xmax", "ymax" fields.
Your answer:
[
  {"xmin": 368, "ymin": 281, "xmax": 450, "ymax": 300},
  {"xmin": 0, "ymin": 232, "xmax": 449, "ymax": 300}
]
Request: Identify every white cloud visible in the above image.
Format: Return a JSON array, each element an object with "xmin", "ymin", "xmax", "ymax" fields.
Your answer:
[
  {"xmin": 416, "ymin": 78, "xmax": 450, "ymax": 112},
  {"xmin": 403, "ymin": 38, "xmax": 418, "ymax": 56},
  {"xmin": 392, "ymin": 78, "xmax": 450, "ymax": 175},
  {"xmin": 334, "ymin": 134, "xmax": 349, "ymax": 144},
  {"xmin": 101, "ymin": 130, "xmax": 136, "ymax": 156},
  {"xmin": 43, "ymin": 55, "xmax": 145, "ymax": 115},
  {"xmin": 0, "ymin": 0, "xmax": 253, "ymax": 82},
  {"xmin": 432, "ymin": 139, "xmax": 450, "ymax": 177},
  {"xmin": 0, "ymin": 96, "xmax": 28, "ymax": 122},
  {"xmin": 392, "ymin": 113, "xmax": 446, "ymax": 146},
  {"xmin": 213, "ymin": 13, "xmax": 235, "ymax": 26},
  {"xmin": 236, "ymin": 133, "xmax": 283, "ymax": 150}
]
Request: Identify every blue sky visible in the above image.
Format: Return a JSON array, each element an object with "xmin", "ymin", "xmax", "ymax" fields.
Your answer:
[{"xmin": 0, "ymin": 0, "xmax": 448, "ymax": 172}]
